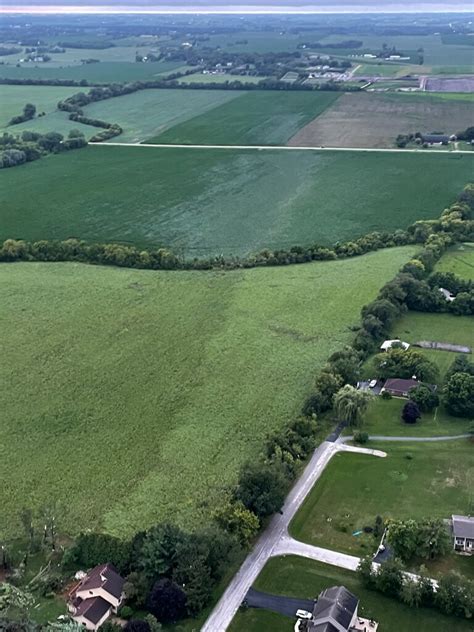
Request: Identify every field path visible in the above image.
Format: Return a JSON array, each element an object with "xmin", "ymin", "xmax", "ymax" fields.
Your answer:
[
  {"xmin": 201, "ymin": 439, "xmax": 385, "ymax": 632},
  {"xmin": 92, "ymin": 142, "xmax": 472, "ymax": 154}
]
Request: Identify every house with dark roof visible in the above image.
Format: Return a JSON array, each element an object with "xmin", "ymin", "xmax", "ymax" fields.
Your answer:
[
  {"xmin": 303, "ymin": 586, "xmax": 378, "ymax": 632},
  {"xmin": 67, "ymin": 563, "xmax": 125, "ymax": 630},
  {"xmin": 452, "ymin": 515, "xmax": 474, "ymax": 554},
  {"xmin": 420, "ymin": 133, "xmax": 450, "ymax": 145},
  {"xmin": 381, "ymin": 378, "xmax": 437, "ymax": 398}
]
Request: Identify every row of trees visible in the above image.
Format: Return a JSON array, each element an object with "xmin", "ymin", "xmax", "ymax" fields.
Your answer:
[
  {"xmin": 0, "ymin": 129, "xmax": 87, "ymax": 169},
  {"xmin": 8, "ymin": 103, "xmax": 36, "ymax": 126},
  {"xmin": 358, "ymin": 558, "xmax": 473, "ymax": 619},
  {"xmin": 387, "ymin": 518, "xmax": 451, "ymax": 561}
]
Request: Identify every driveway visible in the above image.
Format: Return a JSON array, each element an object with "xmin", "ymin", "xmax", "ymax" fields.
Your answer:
[{"xmin": 244, "ymin": 587, "xmax": 314, "ymax": 618}]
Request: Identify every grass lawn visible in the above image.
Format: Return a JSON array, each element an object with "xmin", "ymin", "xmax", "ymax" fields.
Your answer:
[
  {"xmin": 151, "ymin": 91, "xmax": 340, "ymax": 146},
  {"xmin": 289, "ymin": 440, "xmax": 474, "ymax": 558},
  {"xmin": 1, "ymin": 146, "xmax": 472, "ymax": 257},
  {"xmin": 435, "ymin": 242, "xmax": 474, "ymax": 281},
  {"xmin": 0, "ymin": 248, "xmax": 415, "ymax": 539},
  {"xmin": 343, "ymin": 397, "xmax": 470, "ymax": 438},
  {"xmin": 82, "ymin": 88, "xmax": 244, "ymax": 143},
  {"xmin": 229, "ymin": 556, "xmax": 473, "ymax": 632}
]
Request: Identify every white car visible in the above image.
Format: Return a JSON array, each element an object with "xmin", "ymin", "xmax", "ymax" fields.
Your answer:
[
  {"xmin": 296, "ymin": 609, "xmax": 312, "ymax": 620},
  {"xmin": 369, "ymin": 379, "xmax": 377, "ymax": 388}
]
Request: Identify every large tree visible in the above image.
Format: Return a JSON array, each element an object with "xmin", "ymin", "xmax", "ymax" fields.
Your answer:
[
  {"xmin": 146, "ymin": 578, "xmax": 187, "ymax": 624},
  {"xmin": 235, "ymin": 463, "xmax": 286, "ymax": 518},
  {"xmin": 402, "ymin": 401, "xmax": 421, "ymax": 424},
  {"xmin": 408, "ymin": 384, "xmax": 439, "ymax": 412},
  {"xmin": 333, "ymin": 385, "xmax": 372, "ymax": 427},
  {"xmin": 443, "ymin": 372, "xmax": 474, "ymax": 417},
  {"xmin": 374, "ymin": 348, "xmax": 438, "ymax": 382}
]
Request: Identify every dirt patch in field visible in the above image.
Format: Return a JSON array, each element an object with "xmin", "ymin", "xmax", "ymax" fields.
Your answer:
[{"xmin": 287, "ymin": 92, "xmax": 474, "ymax": 148}]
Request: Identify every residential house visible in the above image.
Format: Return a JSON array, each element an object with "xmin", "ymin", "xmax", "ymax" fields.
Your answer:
[
  {"xmin": 381, "ymin": 377, "xmax": 420, "ymax": 397},
  {"xmin": 67, "ymin": 563, "xmax": 125, "ymax": 630},
  {"xmin": 420, "ymin": 133, "xmax": 450, "ymax": 145},
  {"xmin": 302, "ymin": 585, "xmax": 378, "ymax": 632},
  {"xmin": 380, "ymin": 339, "xmax": 410, "ymax": 352},
  {"xmin": 452, "ymin": 515, "xmax": 474, "ymax": 554}
]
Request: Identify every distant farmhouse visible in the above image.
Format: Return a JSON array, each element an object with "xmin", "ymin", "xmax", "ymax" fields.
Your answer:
[
  {"xmin": 297, "ymin": 585, "xmax": 378, "ymax": 632},
  {"xmin": 380, "ymin": 339, "xmax": 410, "ymax": 352},
  {"xmin": 452, "ymin": 515, "xmax": 474, "ymax": 554},
  {"xmin": 67, "ymin": 563, "xmax": 125, "ymax": 630},
  {"xmin": 419, "ymin": 133, "xmax": 456, "ymax": 146}
]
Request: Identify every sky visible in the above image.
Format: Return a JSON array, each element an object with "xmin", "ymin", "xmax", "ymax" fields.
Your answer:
[{"xmin": 1, "ymin": 0, "xmax": 473, "ymax": 13}]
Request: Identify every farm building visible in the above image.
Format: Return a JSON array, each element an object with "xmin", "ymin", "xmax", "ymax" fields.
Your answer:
[
  {"xmin": 67, "ymin": 563, "xmax": 125, "ymax": 630},
  {"xmin": 380, "ymin": 339, "xmax": 410, "ymax": 352},
  {"xmin": 452, "ymin": 515, "xmax": 474, "ymax": 554},
  {"xmin": 420, "ymin": 134, "xmax": 451, "ymax": 145},
  {"xmin": 301, "ymin": 585, "xmax": 378, "ymax": 631}
]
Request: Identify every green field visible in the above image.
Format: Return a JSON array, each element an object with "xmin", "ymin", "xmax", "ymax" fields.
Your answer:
[
  {"xmin": 2, "ymin": 146, "xmax": 472, "ymax": 256},
  {"xmin": 229, "ymin": 556, "xmax": 473, "ymax": 632},
  {"xmin": 0, "ymin": 85, "xmax": 82, "ymax": 128},
  {"xmin": 180, "ymin": 72, "xmax": 267, "ymax": 84},
  {"xmin": 0, "ymin": 248, "xmax": 415, "ymax": 538},
  {"xmin": 83, "ymin": 89, "xmax": 244, "ymax": 143},
  {"xmin": 435, "ymin": 242, "xmax": 474, "ymax": 280},
  {"xmin": 151, "ymin": 91, "xmax": 340, "ymax": 146},
  {"xmin": 0, "ymin": 60, "xmax": 184, "ymax": 83},
  {"xmin": 289, "ymin": 441, "xmax": 473, "ymax": 557}
]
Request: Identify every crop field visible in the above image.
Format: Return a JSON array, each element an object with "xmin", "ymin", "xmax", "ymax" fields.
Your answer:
[
  {"xmin": 0, "ymin": 60, "xmax": 184, "ymax": 83},
  {"xmin": 288, "ymin": 92, "xmax": 474, "ymax": 148},
  {"xmin": 83, "ymin": 89, "xmax": 244, "ymax": 143},
  {"xmin": 179, "ymin": 72, "xmax": 267, "ymax": 84},
  {"xmin": 229, "ymin": 557, "xmax": 473, "ymax": 632},
  {"xmin": 0, "ymin": 248, "xmax": 415, "ymax": 538},
  {"xmin": 289, "ymin": 440, "xmax": 474, "ymax": 557},
  {"xmin": 0, "ymin": 85, "xmax": 82, "ymax": 128},
  {"xmin": 152, "ymin": 91, "xmax": 340, "ymax": 146},
  {"xmin": 2, "ymin": 146, "xmax": 472, "ymax": 256},
  {"xmin": 435, "ymin": 242, "xmax": 474, "ymax": 280}
]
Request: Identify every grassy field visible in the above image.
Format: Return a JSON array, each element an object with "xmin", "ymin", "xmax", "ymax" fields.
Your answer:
[
  {"xmin": 152, "ymin": 91, "xmax": 340, "ymax": 146},
  {"xmin": 83, "ymin": 89, "xmax": 243, "ymax": 143},
  {"xmin": 435, "ymin": 242, "xmax": 474, "ymax": 280},
  {"xmin": 289, "ymin": 440, "xmax": 474, "ymax": 558},
  {"xmin": 0, "ymin": 61, "xmax": 184, "ymax": 83},
  {"xmin": 179, "ymin": 72, "xmax": 267, "ymax": 84},
  {"xmin": 229, "ymin": 556, "xmax": 473, "ymax": 632},
  {"xmin": 288, "ymin": 92, "xmax": 474, "ymax": 148},
  {"xmin": 0, "ymin": 248, "xmax": 415, "ymax": 539},
  {"xmin": 0, "ymin": 85, "xmax": 82, "ymax": 128},
  {"xmin": 1, "ymin": 146, "xmax": 472, "ymax": 256}
]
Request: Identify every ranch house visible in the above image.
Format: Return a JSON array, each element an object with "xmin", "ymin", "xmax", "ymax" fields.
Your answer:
[
  {"xmin": 381, "ymin": 378, "xmax": 436, "ymax": 398},
  {"xmin": 67, "ymin": 563, "xmax": 125, "ymax": 630},
  {"xmin": 452, "ymin": 515, "xmax": 474, "ymax": 554}
]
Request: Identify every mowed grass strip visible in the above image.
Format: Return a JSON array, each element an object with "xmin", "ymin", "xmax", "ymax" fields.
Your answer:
[
  {"xmin": 0, "ymin": 248, "xmax": 416, "ymax": 538},
  {"xmin": 152, "ymin": 91, "xmax": 340, "ymax": 146},
  {"xmin": 229, "ymin": 556, "xmax": 474, "ymax": 632},
  {"xmin": 82, "ymin": 88, "xmax": 244, "ymax": 143},
  {"xmin": 289, "ymin": 441, "xmax": 473, "ymax": 557},
  {"xmin": 1, "ymin": 146, "xmax": 472, "ymax": 256},
  {"xmin": 435, "ymin": 242, "xmax": 474, "ymax": 280}
]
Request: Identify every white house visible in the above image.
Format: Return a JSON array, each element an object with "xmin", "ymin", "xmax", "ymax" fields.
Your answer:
[
  {"xmin": 67, "ymin": 563, "xmax": 125, "ymax": 630},
  {"xmin": 452, "ymin": 515, "xmax": 474, "ymax": 554},
  {"xmin": 380, "ymin": 339, "xmax": 410, "ymax": 352}
]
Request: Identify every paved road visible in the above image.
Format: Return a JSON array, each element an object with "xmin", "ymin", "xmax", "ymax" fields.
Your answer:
[
  {"xmin": 274, "ymin": 535, "xmax": 362, "ymax": 571},
  {"xmin": 93, "ymin": 142, "xmax": 474, "ymax": 155},
  {"xmin": 201, "ymin": 441, "xmax": 385, "ymax": 632},
  {"xmin": 340, "ymin": 434, "xmax": 470, "ymax": 443}
]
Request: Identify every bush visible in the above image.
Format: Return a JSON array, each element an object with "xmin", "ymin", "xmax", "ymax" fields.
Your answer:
[
  {"xmin": 118, "ymin": 606, "xmax": 134, "ymax": 619},
  {"xmin": 409, "ymin": 384, "xmax": 439, "ymax": 412},
  {"xmin": 381, "ymin": 390, "xmax": 392, "ymax": 400},
  {"xmin": 354, "ymin": 431, "xmax": 369, "ymax": 444},
  {"xmin": 402, "ymin": 401, "xmax": 421, "ymax": 424}
]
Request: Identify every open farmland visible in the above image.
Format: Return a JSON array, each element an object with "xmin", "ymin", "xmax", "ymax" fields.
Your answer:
[
  {"xmin": 229, "ymin": 557, "xmax": 473, "ymax": 632},
  {"xmin": 1, "ymin": 146, "xmax": 472, "ymax": 256},
  {"xmin": 288, "ymin": 92, "xmax": 474, "ymax": 148},
  {"xmin": 83, "ymin": 89, "xmax": 244, "ymax": 143},
  {"xmin": 289, "ymin": 441, "xmax": 474, "ymax": 557},
  {"xmin": 0, "ymin": 248, "xmax": 416, "ymax": 538},
  {"xmin": 0, "ymin": 85, "xmax": 82, "ymax": 128},
  {"xmin": 152, "ymin": 91, "xmax": 340, "ymax": 146},
  {"xmin": 0, "ymin": 60, "xmax": 184, "ymax": 83}
]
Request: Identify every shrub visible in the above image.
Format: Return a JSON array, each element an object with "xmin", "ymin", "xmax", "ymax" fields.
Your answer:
[
  {"xmin": 402, "ymin": 401, "xmax": 421, "ymax": 424},
  {"xmin": 381, "ymin": 390, "xmax": 392, "ymax": 400},
  {"xmin": 354, "ymin": 431, "xmax": 369, "ymax": 444},
  {"xmin": 118, "ymin": 606, "xmax": 134, "ymax": 619}
]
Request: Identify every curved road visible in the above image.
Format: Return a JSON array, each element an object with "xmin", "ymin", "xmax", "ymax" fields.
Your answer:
[{"xmin": 202, "ymin": 433, "xmax": 468, "ymax": 631}]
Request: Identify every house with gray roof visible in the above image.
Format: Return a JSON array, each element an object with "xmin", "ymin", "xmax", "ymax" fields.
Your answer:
[
  {"xmin": 452, "ymin": 515, "xmax": 474, "ymax": 554},
  {"xmin": 67, "ymin": 563, "xmax": 125, "ymax": 630},
  {"xmin": 303, "ymin": 586, "xmax": 378, "ymax": 632}
]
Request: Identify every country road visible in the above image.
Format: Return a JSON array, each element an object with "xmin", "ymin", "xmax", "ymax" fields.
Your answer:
[
  {"xmin": 93, "ymin": 141, "xmax": 474, "ymax": 155},
  {"xmin": 201, "ymin": 440, "xmax": 385, "ymax": 632},
  {"xmin": 340, "ymin": 433, "xmax": 471, "ymax": 442}
]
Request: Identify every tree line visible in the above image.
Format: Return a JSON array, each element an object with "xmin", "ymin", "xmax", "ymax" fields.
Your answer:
[{"xmin": 0, "ymin": 129, "xmax": 87, "ymax": 169}]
